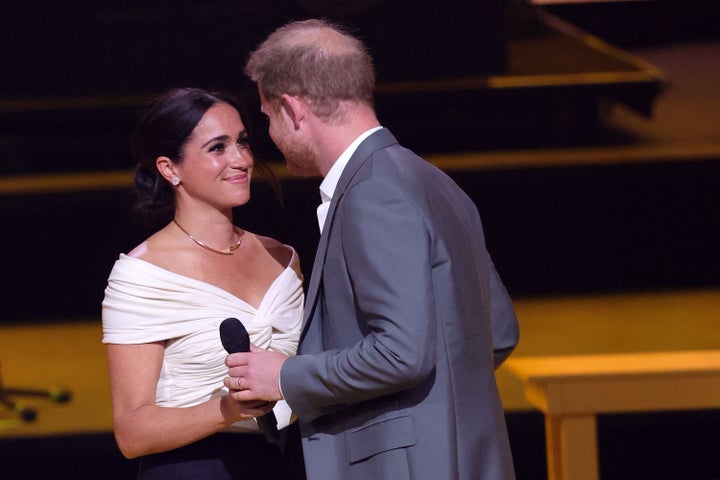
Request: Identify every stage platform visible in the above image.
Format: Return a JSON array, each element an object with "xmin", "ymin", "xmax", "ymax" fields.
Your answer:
[
  {"xmin": 1, "ymin": 288, "xmax": 719, "ymax": 479},
  {"xmin": 1, "ymin": 288, "xmax": 718, "ymax": 436}
]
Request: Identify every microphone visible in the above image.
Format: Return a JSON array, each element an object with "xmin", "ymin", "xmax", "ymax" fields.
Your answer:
[{"xmin": 219, "ymin": 317, "xmax": 279, "ymax": 444}]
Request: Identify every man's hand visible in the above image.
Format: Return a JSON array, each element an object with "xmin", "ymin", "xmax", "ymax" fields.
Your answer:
[{"xmin": 224, "ymin": 344, "xmax": 288, "ymax": 402}]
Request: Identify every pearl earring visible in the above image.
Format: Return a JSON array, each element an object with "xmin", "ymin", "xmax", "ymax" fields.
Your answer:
[{"xmin": 172, "ymin": 176, "xmax": 180, "ymax": 186}]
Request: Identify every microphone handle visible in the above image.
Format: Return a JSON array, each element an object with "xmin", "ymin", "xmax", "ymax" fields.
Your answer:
[
  {"xmin": 257, "ymin": 410, "xmax": 279, "ymax": 444},
  {"xmin": 219, "ymin": 318, "xmax": 280, "ymax": 445}
]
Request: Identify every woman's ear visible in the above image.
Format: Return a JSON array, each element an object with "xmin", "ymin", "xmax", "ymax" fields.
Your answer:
[
  {"xmin": 156, "ymin": 156, "xmax": 179, "ymax": 185},
  {"xmin": 280, "ymin": 94, "xmax": 305, "ymax": 130}
]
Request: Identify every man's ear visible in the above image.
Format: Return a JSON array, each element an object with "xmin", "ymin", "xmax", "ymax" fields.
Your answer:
[{"xmin": 280, "ymin": 94, "xmax": 305, "ymax": 130}]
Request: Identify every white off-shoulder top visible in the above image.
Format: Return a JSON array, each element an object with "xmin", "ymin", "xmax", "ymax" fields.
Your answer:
[{"xmin": 101, "ymin": 248, "xmax": 303, "ymax": 431}]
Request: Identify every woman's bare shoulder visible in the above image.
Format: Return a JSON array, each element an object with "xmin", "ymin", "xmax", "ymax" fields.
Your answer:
[
  {"xmin": 125, "ymin": 225, "xmax": 187, "ymax": 270},
  {"xmin": 253, "ymin": 233, "xmax": 295, "ymax": 267}
]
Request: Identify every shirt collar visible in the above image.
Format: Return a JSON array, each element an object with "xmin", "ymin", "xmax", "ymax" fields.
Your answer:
[{"xmin": 319, "ymin": 126, "xmax": 383, "ymax": 204}]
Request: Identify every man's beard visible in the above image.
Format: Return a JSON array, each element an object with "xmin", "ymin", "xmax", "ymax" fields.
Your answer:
[{"xmin": 276, "ymin": 135, "xmax": 321, "ymax": 177}]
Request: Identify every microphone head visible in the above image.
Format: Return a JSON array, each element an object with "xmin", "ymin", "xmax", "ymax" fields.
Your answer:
[{"xmin": 219, "ymin": 317, "xmax": 250, "ymax": 353}]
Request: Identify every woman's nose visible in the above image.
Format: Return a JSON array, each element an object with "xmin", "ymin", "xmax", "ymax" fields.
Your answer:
[{"xmin": 232, "ymin": 144, "xmax": 253, "ymax": 168}]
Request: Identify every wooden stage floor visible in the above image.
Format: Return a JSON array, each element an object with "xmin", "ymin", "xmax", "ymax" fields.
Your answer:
[{"xmin": 2, "ymin": 287, "xmax": 718, "ymax": 439}]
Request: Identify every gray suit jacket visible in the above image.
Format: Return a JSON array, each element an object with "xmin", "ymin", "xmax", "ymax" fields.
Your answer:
[{"xmin": 282, "ymin": 129, "xmax": 519, "ymax": 479}]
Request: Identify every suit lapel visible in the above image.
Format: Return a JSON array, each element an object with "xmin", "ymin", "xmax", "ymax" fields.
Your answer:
[{"xmin": 300, "ymin": 129, "xmax": 398, "ymax": 339}]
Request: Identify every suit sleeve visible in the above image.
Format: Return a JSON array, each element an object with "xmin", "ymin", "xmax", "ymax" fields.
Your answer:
[
  {"xmin": 281, "ymin": 177, "xmax": 436, "ymax": 421},
  {"xmin": 488, "ymin": 259, "xmax": 519, "ymax": 368}
]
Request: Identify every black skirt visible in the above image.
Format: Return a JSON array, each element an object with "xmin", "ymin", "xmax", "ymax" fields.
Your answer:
[{"xmin": 136, "ymin": 423, "xmax": 306, "ymax": 480}]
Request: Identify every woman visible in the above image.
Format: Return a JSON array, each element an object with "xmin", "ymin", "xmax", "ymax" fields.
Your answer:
[{"xmin": 102, "ymin": 88, "xmax": 304, "ymax": 479}]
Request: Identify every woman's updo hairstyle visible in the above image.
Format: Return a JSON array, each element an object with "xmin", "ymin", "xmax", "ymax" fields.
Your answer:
[{"xmin": 130, "ymin": 87, "xmax": 245, "ymax": 217}]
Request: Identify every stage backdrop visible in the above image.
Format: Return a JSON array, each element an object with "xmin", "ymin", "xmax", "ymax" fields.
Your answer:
[{"xmin": 0, "ymin": 0, "xmax": 508, "ymax": 97}]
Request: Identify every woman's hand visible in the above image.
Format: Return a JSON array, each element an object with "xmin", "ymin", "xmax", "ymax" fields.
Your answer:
[{"xmin": 220, "ymin": 395, "xmax": 276, "ymax": 424}]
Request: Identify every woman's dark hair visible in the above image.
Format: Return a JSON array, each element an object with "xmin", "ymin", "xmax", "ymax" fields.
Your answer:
[{"xmin": 130, "ymin": 87, "xmax": 278, "ymax": 220}]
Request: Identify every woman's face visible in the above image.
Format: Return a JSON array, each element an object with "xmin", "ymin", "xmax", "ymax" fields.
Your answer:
[{"xmin": 175, "ymin": 102, "xmax": 254, "ymax": 210}]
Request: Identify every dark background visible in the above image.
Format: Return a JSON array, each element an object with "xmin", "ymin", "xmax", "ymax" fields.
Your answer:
[{"xmin": 1, "ymin": 0, "xmax": 718, "ymax": 324}]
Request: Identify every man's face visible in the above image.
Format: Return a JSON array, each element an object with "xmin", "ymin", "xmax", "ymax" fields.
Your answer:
[{"xmin": 258, "ymin": 87, "xmax": 320, "ymax": 177}]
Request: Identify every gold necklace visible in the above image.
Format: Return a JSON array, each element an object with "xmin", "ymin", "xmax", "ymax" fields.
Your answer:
[{"xmin": 173, "ymin": 219, "xmax": 242, "ymax": 255}]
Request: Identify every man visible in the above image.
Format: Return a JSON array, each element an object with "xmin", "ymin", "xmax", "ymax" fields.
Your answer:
[{"xmin": 225, "ymin": 19, "xmax": 519, "ymax": 479}]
